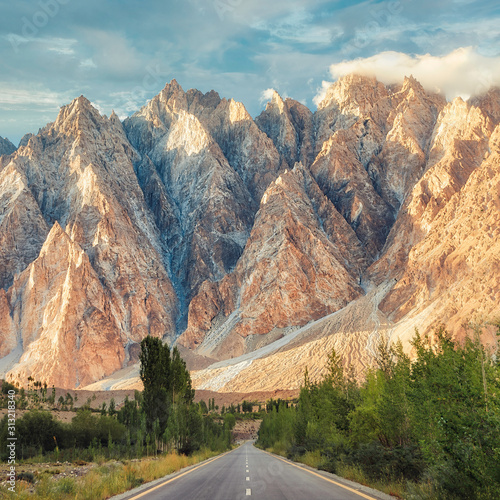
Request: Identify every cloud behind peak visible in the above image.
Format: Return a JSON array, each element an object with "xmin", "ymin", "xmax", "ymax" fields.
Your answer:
[{"xmin": 318, "ymin": 47, "xmax": 500, "ymax": 103}]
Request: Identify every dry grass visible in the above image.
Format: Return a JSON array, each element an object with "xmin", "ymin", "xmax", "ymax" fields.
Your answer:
[
  {"xmin": 334, "ymin": 462, "xmax": 407, "ymax": 499},
  {"xmin": 265, "ymin": 442, "xmax": 288, "ymax": 457},
  {"xmin": 0, "ymin": 449, "xmax": 222, "ymax": 500},
  {"xmin": 295, "ymin": 450, "xmax": 321, "ymax": 468}
]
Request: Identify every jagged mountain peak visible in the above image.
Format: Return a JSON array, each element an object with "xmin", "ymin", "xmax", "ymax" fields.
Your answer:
[
  {"xmin": 264, "ymin": 89, "xmax": 285, "ymax": 110},
  {"xmin": 135, "ymin": 82, "xmax": 253, "ymax": 132},
  {"xmin": 45, "ymin": 219, "xmax": 65, "ymax": 239},
  {"xmin": 165, "ymin": 78, "xmax": 183, "ymax": 91},
  {"xmin": 0, "ymin": 136, "xmax": 16, "ymax": 156},
  {"xmin": 436, "ymin": 95, "xmax": 493, "ymax": 136},
  {"xmin": 260, "ymin": 166, "xmax": 297, "ymax": 203},
  {"xmin": 318, "ymin": 73, "xmax": 388, "ymax": 113},
  {"xmin": 32, "ymin": 221, "xmax": 86, "ymax": 273},
  {"xmin": 256, "ymin": 92, "xmax": 314, "ymax": 168},
  {"xmin": 157, "ymin": 79, "xmax": 187, "ymax": 109},
  {"xmin": 269, "ymin": 88, "xmax": 283, "ymax": 100},
  {"xmin": 41, "ymin": 221, "xmax": 82, "ymax": 253},
  {"xmin": 1, "ymin": 72, "xmax": 499, "ymax": 390},
  {"xmin": 185, "ymin": 88, "xmax": 222, "ymax": 111},
  {"xmin": 159, "ymin": 78, "xmax": 185, "ymax": 99},
  {"xmin": 391, "ymin": 75, "xmax": 447, "ymax": 116},
  {"xmin": 259, "ymin": 163, "xmax": 318, "ymax": 211},
  {"xmin": 109, "ymin": 110, "xmax": 126, "ymax": 134},
  {"xmin": 400, "ymin": 74, "xmax": 427, "ymax": 96},
  {"xmin": 261, "ymin": 90, "xmax": 309, "ymax": 116},
  {"xmin": 313, "ymin": 73, "xmax": 390, "ymax": 151},
  {"xmin": 67, "ymin": 95, "xmax": 95, "ymax": 113},
  {"xmin": 52, "ymin": 95, "xmax": 104, "ymax": 135},
  {"xmin": 260, "ymin": 93, "xmax": 312, "ymax": 123},
  {"xmin": 6, "ymin": 216, "xmax": 126, "ymax": 388},
  {"xmin": 226, "ymin": 98, "xmax": 251, "ymax": 123},
  {"xmin": 18, "ymin": 133, "xmax": 33, "ymax": 149}
]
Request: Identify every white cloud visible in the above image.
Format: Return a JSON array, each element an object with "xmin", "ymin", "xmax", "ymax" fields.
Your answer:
[
  {"xmin": 90, "ymin": 101, "xmax": 104, "ymax": 115},
  {"xmin": 320, "ymin": 47, "xmax": 500, "ymax": 103},
  {"xmin": 46, "ymin": 38, "xmax": 77, "ymax": 55},
  {"xmin": 80, "ymin": 58, "xmax": 97, "ymax": 69},
  {"xmin": 260, "ymin": 88, "xmax": 277, "ymax": 104},
  {"xmin": 252, "ymin": 10, "xmax": 334, "ymax": 45},
  {"xmin": 313, "ymin": 80, "xmax": 333, "ymax": 107},
  {"xmin": 0, "ymin": 84, "xmax": 71, "ymax": 107},
  {"xmin": 2, "ymin": 35, "xmax": 77, "ymax": 55}
]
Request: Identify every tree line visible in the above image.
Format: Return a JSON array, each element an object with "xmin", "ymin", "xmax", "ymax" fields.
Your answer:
[
  {"xmin": 257, "ymin": 326, "xmax": 500, "ymax": 499},
  {"xmin": 0, "ymin": 337, "xmax": 233, "ymax": 461}
]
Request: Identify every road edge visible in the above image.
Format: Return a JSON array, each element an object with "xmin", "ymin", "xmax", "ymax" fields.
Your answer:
[{"xmin": 257, "ymin": 445, "xmax": 397, "ymax": 500}]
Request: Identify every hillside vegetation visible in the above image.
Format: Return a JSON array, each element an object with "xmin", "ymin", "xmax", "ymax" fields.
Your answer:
[{"xmin": 257, "ymin": 324, "xmax": 500, "ymax": 499}]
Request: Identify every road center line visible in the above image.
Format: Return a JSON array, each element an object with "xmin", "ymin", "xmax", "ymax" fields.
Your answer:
[{"xmin": 246, "ymin": 488, "xmax": 251, "ymax": 496}]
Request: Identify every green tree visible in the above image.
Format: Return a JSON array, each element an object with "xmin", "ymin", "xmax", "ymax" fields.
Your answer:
[
  {"xmin": 49, "ymin": 385, "xmax": 56, "ymax": 405},
  {"xmin": 6, "ymin": 410, "xmax": 64, "ymax": 457},
  {"xmin": 171, "ymin": 347, "xmax": 194, "ymax": 405},
  {"xmin": 139, "ymin": 336, "xmax": 230, "ymax": 456},
  {"xmin": 140, "ymin": 336, "xmax": 171, "ymax": 433},
  {"xmin": 242, "ymin": 400, "xmax": 253, "ymax": 412},
  {"xmin": 65, "ymin": 392, "xmax": 73, "ymax": 410},
  {"xmin": 223, "ymin": 413, "xmax": 236, "ymax": 430},
  {"xmin": 199, "ymin": 400, "xmax": 208, "ymax": 414},
  {"xmin": 1, "ymin": 381, "xmax": 18, "ymax": 394},
  {"xmin": 408, "ymin": 327, "xmax": 500, "ymax": 497},
  {"xmin": 108, "ymin": 398, "xmax": 116, "ymax": 417}
]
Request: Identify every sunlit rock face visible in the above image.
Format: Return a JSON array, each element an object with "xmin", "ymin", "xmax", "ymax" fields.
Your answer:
[
  {"xmin": 0, "ymin": 74, "xmax": 499, "ymax": 391},
  {"xmin": 375, "ymin": 99, "xmax": 500, "ymax": 341},
  {"xmin": 6, "ymin": 222, "xmax": 125, "ymax": 388},
  {"xmin": 0, "ymin": 96, "xmax": 178, "ymax": 387},
  {"xmin": 183, "ymin": 75, "xmax": 499, "ymax": 390}
]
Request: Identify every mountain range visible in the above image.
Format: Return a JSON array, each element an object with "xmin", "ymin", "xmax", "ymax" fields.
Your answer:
[{"xmin": 0, "ymin": 74, "xmax": 499, "ymax": 391}]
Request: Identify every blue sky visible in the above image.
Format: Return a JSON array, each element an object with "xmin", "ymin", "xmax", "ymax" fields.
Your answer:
[{"xmin": 0, "ymin": 0, "xmax": 499, "ymax": 144}]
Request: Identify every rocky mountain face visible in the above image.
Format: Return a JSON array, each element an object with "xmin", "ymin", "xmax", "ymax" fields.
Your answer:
[
  {"xmin": 0, "ymin": 97, "xmax": 178, "ymax": 387},
  {"xmin": 0, "ymin": 75, "xmax": 499, "ymax": 390},
  {"xmin": 123, "ymin": 81, "xmax": 264, "ymax": 312},
  {"xmin": 178, "ymin": 163, "xmax": 367, "ymax": 358},
  {"xmin": 255, "ymin": 91, "xmax": 315, "ymax": 168},
  {"xmin": 0, "ymin": 137, "xmax": 16, "ymax": 156}
]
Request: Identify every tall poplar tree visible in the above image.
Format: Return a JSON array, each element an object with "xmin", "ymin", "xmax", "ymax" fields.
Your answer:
[{"xmin": 139, "ymin": 336, "xmax": 171, "ymax": 433}]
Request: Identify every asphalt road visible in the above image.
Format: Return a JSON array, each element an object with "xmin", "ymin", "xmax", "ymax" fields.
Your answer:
[{"xmin": 116, "ymin": 441, "xmax": 393, "ymax": 500}]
